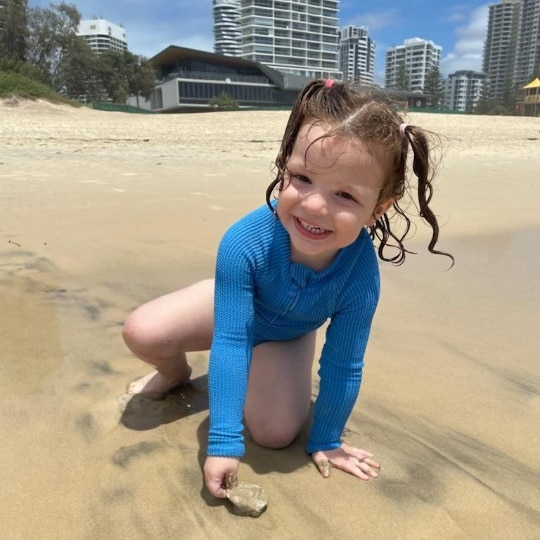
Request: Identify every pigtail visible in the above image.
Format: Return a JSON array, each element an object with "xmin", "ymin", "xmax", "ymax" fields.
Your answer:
[
  {"xmin": 405, "ymin": 126, "xmax": 454, "ymax": 266},
  {"xmin": 370, "ymin": 204, "xmax": 414, "ymax": 265}
]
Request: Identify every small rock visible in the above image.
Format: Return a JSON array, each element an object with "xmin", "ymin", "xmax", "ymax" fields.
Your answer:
[{"xmin": 226, "ymin": 474, "xmax": 268, "ymax": 517}]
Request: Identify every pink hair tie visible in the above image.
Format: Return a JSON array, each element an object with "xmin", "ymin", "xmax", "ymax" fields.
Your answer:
[
  {"xmin": 399, "ymin": 123, "xmax": 409, "ymax": 136},
  {"xmin": 324, "ymin": 79, "xmax": 335, "ymax": 88}
]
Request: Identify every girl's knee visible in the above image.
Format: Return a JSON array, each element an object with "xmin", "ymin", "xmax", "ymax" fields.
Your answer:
[
  {"xmin": 249, "ymin": 426, "xmax": 298, "ymax": 450},
  {"xmin": 122, "ymin": 310, "xmax": 164, "ymax": 357}
]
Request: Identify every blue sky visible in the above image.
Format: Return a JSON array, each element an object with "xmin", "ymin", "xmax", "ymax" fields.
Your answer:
[{"xmin": 29, "ymin": 1, "xmax": 491, "ymax": 80}]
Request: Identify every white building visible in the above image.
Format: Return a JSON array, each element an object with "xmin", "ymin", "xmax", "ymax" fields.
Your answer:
[
  {"xmin": 78, "ymin": 19, "xmax": 127, "ymax": 54},
  {"xmin": 338, "ymin": 25, "xmax": 375, "ymax": 84},
  {"xmin": 385, "ymin": 37, "xmax": 441, "ymax": 91},
  {"xmin": 445, "ymin": 70, "xmax": 486, "ymax": 112},
  {"xmin": 213, "ymin": 0, "xmax": 242, "ymax": 56},
  {"xmin": 238, "ymin": 0, "xmax": 341, "ymax": 79}
]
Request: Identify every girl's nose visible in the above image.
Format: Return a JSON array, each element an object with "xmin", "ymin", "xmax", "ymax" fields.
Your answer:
[{"xmin": 302, "ymin": 190, "xmax": 327, "ymax": 216}]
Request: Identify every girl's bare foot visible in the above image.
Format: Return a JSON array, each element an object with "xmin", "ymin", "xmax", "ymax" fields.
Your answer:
[{"xmin": 127, "ymin": 366, "xmax": 192, "ymax": 396}]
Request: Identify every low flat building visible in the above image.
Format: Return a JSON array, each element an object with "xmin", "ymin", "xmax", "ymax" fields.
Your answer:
[{"xmin": 140, "ymin": 46, "xmax": 309, "ymax": 112}]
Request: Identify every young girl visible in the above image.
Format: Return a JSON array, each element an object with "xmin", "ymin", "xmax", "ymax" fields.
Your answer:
[{"xmin": 122, "ymin": 79, "xmax": 453, "ymax": 498}]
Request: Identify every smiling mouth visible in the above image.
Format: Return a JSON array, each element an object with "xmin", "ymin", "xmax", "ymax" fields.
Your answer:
[{"xmin": 294, "ymin": 217, "xmax": 331, "ymax": 238}]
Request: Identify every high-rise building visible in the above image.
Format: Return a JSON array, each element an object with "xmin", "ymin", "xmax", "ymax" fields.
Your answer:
[
  {"xmin": 338, "ymin": 25, "xmax": 375, "ymax": 84},
  {"xmin": 384, "ymin": 37, "xmax": 441, "ymax": 91},
  {"xmin": 213, "ymin": 0, "xmax": 241, "ymax": 56},
  {"xmin": 238, "ymin": 0, "xmax": 341, "ymax": 79},
  {"xmin": 77, "ymin": 19, "xmax": 127, "ymax": 54},
  {"xmin": 483, "ymin": 0, "xmax": 521, "ymax": 102},
  {"xmin": 445, "ymin": 70, "xmax": 486, "ymax": 112},
  {"xmin": 483, "ymin": 0, "xmax": 540, "ymax": 102},
  {"xmin": 513, "ymin": 0, "xmax": 540, "ymax": 89}
]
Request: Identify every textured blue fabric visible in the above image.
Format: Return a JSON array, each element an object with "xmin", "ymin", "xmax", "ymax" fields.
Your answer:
[{"xmin": 207, "ymin": 203, "xmax": 380, "ymax": 457}]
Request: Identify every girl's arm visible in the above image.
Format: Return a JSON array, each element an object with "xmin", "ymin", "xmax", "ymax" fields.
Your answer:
[
  {"xmin": 207, "ymin": 225, "xmax": 257, "ymax": 458},
  {"xmin": 306, "ymin": 307, "xmax": 371, "ymax": 454},
  {"xmin": 307, "ymin": 249, "xmax": 379, "ymax": 453},
  {"xmin": 307, "ymin": 305, "xmax": 381, "ymax": 480}
]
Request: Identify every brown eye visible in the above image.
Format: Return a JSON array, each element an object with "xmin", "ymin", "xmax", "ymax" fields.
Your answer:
[
  {"xmin": 337, "ymin": 191, "xmax": 356, "ymax": 202},
  {"xmin": 291, "ymin": 174, "xmax": 311, "ymax": 184}
]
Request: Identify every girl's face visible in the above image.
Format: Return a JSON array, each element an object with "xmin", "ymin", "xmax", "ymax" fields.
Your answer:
[{"xmin": 276, "ymin": 121, "xmax": 393, "ymax": 271}]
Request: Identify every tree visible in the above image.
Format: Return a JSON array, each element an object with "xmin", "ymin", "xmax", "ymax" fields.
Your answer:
[
  {"xmin": 25, "ymin": 2, "xmax": 81, "ymax": 88},
  {"xmin": 94, "ymin": 50, "xmax": 156, "ymax": 103},
  {"xmin": 2, "ymin": 1, "xmax": 155, "ymax": 104},
  {"xmin": 394, "ymin": 61, "xmax": 409, "ymax": 91},
  {"xmin": 423, "ymin": 65, "xmax": 445, "ymax": 108},
  {"xmin": 128, "ymin": 54, "xmax": 156, "ymax": 103},
  {"xmin": 57, "ymin": 35, "xmax": 103, "ymax": 100},
  {"xmin": 0, "ymin": 0, "xmax": 28, "ymax": 62}
]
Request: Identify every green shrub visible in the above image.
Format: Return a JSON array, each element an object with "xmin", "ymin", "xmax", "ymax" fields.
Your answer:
[
  {"xmin": 209, "ymin": 92, "xmax": 239, "ymax": 110},
  {"xmin": 0, "ymin": 70, "xmax": 74, "ymax": 105}
]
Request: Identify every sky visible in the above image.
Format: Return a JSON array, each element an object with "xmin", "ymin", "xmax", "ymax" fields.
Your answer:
[{"xmin": 28, "ymin": 0, "xmax": 491, "ymax": 80}]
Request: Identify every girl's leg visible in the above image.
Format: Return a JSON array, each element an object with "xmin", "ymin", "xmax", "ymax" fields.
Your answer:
[
  {"xmin": 244, "ymin": 331, "xmax": 317, "ymax": 449},
  {"xmin": 122, "ymin": 279, "xmax": 214, "ymax": 394}
]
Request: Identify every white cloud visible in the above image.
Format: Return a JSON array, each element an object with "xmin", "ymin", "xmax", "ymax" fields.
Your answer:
[{"xmin": 440, "ymin": 4, "xmax": 489, "ymax": 75}]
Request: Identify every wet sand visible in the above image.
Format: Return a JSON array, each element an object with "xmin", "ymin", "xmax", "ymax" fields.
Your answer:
[{"xmin": 1, "ymin": 99, "xmax": 539, "ymax": 539}]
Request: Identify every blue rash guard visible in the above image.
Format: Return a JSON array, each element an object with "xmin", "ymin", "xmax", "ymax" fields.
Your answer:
[{"xmin": 207, "ymin": 202, "xmax": 380, "ymax": 457}]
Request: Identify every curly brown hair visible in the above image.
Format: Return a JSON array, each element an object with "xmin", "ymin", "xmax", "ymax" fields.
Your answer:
[{"xmin": 266, "ymin": 79, "xmax": 453, "ymax": 266}]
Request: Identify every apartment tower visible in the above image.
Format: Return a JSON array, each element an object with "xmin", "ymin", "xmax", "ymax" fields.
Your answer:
[
  {"xmin": 338, "ymin": 25, "xmax": 375, "ymax": 84},
  {"xmin": 483, "ymin": 0, "xmax": 540, "ymax": 101},
  {"xmin": 77, "ymin": 19, "xmax": 127, "ymax": 54},
  {"xmin": 483, "ymin": 0, "xmax": 521, "ymax": 101},
  {"xmin": 213, "ymin": 0, "xmax": 242, "ymax": 56},
  {"xmin": 445, "ymin": 70, "xmax": 486, "ymax": 112},
  {"xmin": 238, "ymin": 0, "xmax": 341, "ymax": 78},
  {"xmin": 385, "ymin": 37, "xmax": 441, "ymax": 91},
  {"xmin": 513, "ymin": 0, "xmax": 540, "ymax": 88}
]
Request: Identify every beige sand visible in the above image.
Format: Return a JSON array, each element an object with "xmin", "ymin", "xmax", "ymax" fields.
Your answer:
[{"xmin": 1, "ymin": 99, "xmax": 538, "ymax": 539}]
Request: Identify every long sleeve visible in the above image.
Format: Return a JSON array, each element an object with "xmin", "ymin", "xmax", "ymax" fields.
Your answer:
[
  {"xmin": 207, "ymin": 222, "xmax": 258, "ymax": 457},
  {"xmin": 306, "ymin": 263, "xmax": 379, "ymax": 454}
]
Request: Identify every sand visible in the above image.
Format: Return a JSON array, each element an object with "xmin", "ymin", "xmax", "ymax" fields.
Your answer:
[{"xmin": 0, "ymin": 99, "xmax": 538, "ymax": 539}]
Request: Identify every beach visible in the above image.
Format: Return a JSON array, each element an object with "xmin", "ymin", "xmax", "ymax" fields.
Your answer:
[{"xmin": 0, "ymin": 99, "xmax": 538, "ymax": 539}]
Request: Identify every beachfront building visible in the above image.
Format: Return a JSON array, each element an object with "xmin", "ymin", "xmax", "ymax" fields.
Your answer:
[
  {"xmin": 238, "ymin": 0, "xmax": 341, "ymax": 79},
  {"xmin": 385, "ymin": 37, "xmax": 442, "ymax": 92},
  {"xmin": 338, "ymin": 25, "xmax": 375, "ymax": 84},
  {"xmin": 136, "ymin": 45, "xmax": 310, "ymax": 112},
  {"xmin": 483, "ymin": 0, "xmax": 521, "ymax": 102},
  {"xmin": 213, "ymin": 0, "xmax": 241, "ymax": 56},
  {"xmin": 513, "ymin": 0, "xmax": 540, "ymax": 90},
  {"xmin": 445, "ymin": 70, "xmax": 486, "ymax": 112},
  {"xmin": 483, "ymin": 0, "xmax": 540, "ymax": 104},
  {"xmin": 77, "ymin": 19, "xmax": 127, "ymax": 54}
]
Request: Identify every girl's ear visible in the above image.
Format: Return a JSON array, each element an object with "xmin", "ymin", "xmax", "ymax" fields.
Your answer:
[{"xmin": 367, "ymin": 199, "xmax": 394, "ymax": 226}]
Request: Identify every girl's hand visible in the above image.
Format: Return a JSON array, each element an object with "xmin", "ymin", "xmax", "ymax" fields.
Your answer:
[
  {"xmin": 203, "ymin": 456, "xmax": 240, "ymax": 498},
  {"xmin": 312, "ymin": 442, "xmax": 380, "ymax": 480}
]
